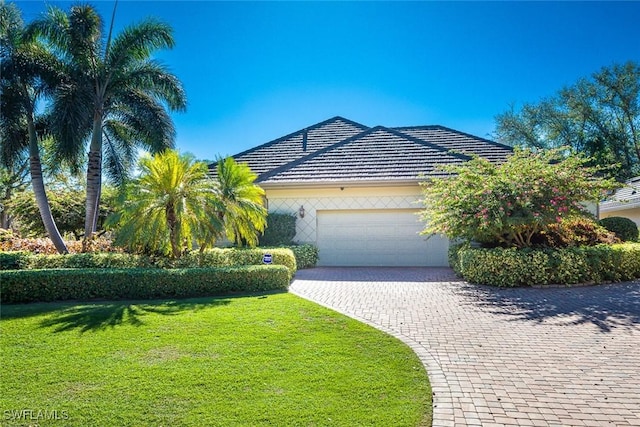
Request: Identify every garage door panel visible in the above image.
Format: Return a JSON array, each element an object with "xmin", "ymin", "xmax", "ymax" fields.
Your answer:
[{"xmin": 316, "ymin": 209, "xmax": 449, "ymax": 267}]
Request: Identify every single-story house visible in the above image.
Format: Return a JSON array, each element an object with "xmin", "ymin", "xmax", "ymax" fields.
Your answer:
[
  {"xmin": 221, "ymin": 116, "xmax": 513, "ymax": 267},
  {"xmin": 599, "ymin": 176, "xmax": 640, "ymax": 227}
]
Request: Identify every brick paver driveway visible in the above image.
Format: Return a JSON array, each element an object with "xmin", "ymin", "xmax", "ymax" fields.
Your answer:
[{"xmin": 290, "ymin": 267, "xmax": 640, "ymax": 427}]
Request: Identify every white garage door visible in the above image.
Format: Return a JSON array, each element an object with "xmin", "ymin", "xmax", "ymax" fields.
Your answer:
[{"xmin": 316, "ymin": 209, "xmax": 449, "ymax": 267}]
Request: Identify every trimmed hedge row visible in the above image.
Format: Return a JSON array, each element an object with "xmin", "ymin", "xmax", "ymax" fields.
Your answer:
[
  {"xmin": 1, "ymin": 248, "xmax": 298, "ymax": 278},
  {"xmin": 285, "ymin": 244, "xmax": 318, "ymax": 269},
  {"xmin": 0, "ymin": 251, "xmax": 30, "ymax": 270},
  {"xmin": 599, "ymin": 216, "xmax": 639, "ymax": 242},
  {"xmin": 450, "ymin": 243, "xmax": 640, "ymax": 287},
  {"xmin": 0, "ymin": 265, "xmax": 290, "ymax": 304}
]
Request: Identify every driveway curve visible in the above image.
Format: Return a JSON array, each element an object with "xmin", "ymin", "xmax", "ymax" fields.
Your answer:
[{"xmin": 290, "ymin": 267, "xmax": 640, "ymax": 427}]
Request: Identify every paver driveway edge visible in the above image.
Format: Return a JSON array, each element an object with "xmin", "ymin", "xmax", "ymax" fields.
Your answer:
[
  {"xmin": 290, "ymin": 268, "xmax": 640, "ymax": 427},
  {"xmin": 289, "ymin": 287, "xmax": 450, "ymax": 427}
]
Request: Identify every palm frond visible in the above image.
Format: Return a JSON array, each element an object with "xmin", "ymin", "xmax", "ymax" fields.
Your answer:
[
  {"xmin": 109, "ymin": 89, "xmax": 176, "ymax": 152},
  {"xmin": 23, "ymin": 6, "xmax": 71, "ymax": 57},
  {"xmin": 102, "ymin": 119, "xmax": 137, "ymax": 185},
  {"xmin": 109, "ymin": 150, "xmax": 223, "ymax": 257},
  {"xmin": 111, "ymin": 60, "xmax": 187, "ymax": 111},
  {"xmin": 48, "ymin": 75, "xmax": 94, "ymax": 161},
  {"xmin": 215, "ymin": 157, "xmax": 267, "ymax": 247},
  {"xmin": 106, "ymin": 19, "xmax": 174, "ymax": 71},
  {"xmin": 0, "ymin": 2, "xmax": 24, "ymax": 56}
]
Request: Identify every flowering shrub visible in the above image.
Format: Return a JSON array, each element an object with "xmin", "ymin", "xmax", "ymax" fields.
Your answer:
[
  {"xmin": 420, "ymin": 149, "xmax": 618, "ymax": 248},
  {"xmin": 0, "ymin": 237, "xmax": 118, "ymax": 254},
  {"xmin": 532, "ymin": 217, "xmax": 619, "ymax": 248}
]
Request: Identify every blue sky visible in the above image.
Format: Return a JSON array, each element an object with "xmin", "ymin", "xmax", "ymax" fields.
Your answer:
[{"xmin": 17, "ymin": 1, "xmax": 640, "ymax": 161}]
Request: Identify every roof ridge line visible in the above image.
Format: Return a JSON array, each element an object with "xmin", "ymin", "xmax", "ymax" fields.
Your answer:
[
  {"xmin": 387, "ymin": 127, "xmax": 472, "ymax": 161},
  {"xmin": 256, "ymin": 126, "xmax": 379, "ymax": 182},
  {"xmin": 257, "ymin": 125, "xmax": 471, "ymax": 182},
  {"xmin": 397, "ymin": 124, "xmax": 513, "ymax": 150},
  {"xmin": 393, "ymin": 125, "xmax": 439, "ymax": 130},
  {"xmin": 219, "ymin": 116, "xmax": 370, "ymax": 166}
]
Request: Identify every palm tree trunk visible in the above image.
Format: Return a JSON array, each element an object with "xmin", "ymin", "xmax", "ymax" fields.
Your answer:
[
  {"xmin": 27, "ymin": 114, "xmax": 68, "ymax": 254},
  {"xmin": 0, "ymin": 211, "xmax": 9, "ymax": 230},
  {"xmin": 166, "ymin": 202, "xmax": 180, "ymax": 258},
  {"xmin": 83, "ymin": 116, "xmax": 103, "ymax": 251},
  {"xmin": 1, "ymin": 186, "xmax": 11, "ymax": 229}
]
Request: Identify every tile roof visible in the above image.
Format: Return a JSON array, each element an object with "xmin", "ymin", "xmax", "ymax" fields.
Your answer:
[
  {"xmin": 214, "ymin": 116, "xmax": 513, "ymax": 185},
  {"xmin": 600, "ymin": 176, "xmax": 640, "ymax": 212},
  {"xmin": 394, "ymin": 125, "xmax": 513, "ymax": 163},
  {"xmin": 220, "ymin": 116, "xmax": 368, "ymax": 177},
  {"xmin": 259, "ymin": 126, "xmax": 470, "ymax": 184}
]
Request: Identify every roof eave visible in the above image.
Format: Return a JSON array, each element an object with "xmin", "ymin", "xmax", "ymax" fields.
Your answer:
[
  {"xmin": 259, "ymin": 178, "xmax": 427, "ymax": 190},
  {"xmin": 599, "ymin": 199, "xmax": 640, "ymax": 212}
]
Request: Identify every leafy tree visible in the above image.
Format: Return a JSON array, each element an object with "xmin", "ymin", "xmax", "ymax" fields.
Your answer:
[
  {"xmin": 0, "ymin": 150, "xmax": 28, "ymax": 229},
  {"xmin": 27, "ymin": 4, "xmax": 187, "ymax": 249},
  {"xmin": 213, "ymin": 157, "xmax": 267, "ymax": 248},
  {"xmin": 494, "ymin": 62, "xmax": 640, "ymax": 181},
  {"xmin": 419, "ymin": 149, "xmax": 618, "ymax": 248},
  {"xmin": 107, "ymin": 150, "xmax": 224, "ymax": 258},
  {"xmin": 7, "ymin": 185, "xmax": 117, "ymax": 239},
  {"xmin": 0, "ymin": 1, "xmax": 68, "ymax": 253}
]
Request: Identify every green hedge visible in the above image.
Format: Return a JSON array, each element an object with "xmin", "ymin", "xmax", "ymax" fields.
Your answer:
[
  {"xmin": 599, "ymin": 217, "xmax": 639, "ymax": 242},
  {"xmin": 259, "ymin": 213, "xmax": 296, "ymax": 246},
  {"xmin": 0, "ymin": 251, "xmax": 30, "ymax": 270},
  {"xmin": 0, "ymin": 266, "xmax": 290, "ymax": 304},
  {"xmin": 449, "ymin": 243, "xmax": 640, "ymax": 287},
  {"xmin": 24, "ymin": 252, "xmax": 156, "ymax": 269},
  {"xmin": 287, "ymin": 244, "xmax": 318, "ymax": 269},
  {"xmin": 2, "ymin": 248, "xmax": 297, "ymax": 278}
]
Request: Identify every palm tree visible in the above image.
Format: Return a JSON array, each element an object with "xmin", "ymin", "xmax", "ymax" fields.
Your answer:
[
  {"xmin": 214, "ymin": 157, "xmax": 267, "ymax": 247},
  {"xmin": 108, "ymin": 150, "xmax": 223, "ymax": 258},
  {"xmin": 0, "ymin": 2, "xmax": 68, "ymax": 253},
  {"xmin": 28, "ymin": 4, "xmax": 187, "ymax": 250}
]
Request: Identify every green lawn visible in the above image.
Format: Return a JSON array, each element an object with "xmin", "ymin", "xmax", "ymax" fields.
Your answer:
[{"xmin": 0, "ymin": 293, "xmax": 431, "ymax": 426}]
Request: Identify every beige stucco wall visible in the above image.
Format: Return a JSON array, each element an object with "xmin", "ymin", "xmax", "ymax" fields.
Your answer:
[
  {"xmin": 263, "ymin": 185, "xmax": 424, "ymax": 244},
  {"xmin": 600, "ymin": 207, "xmax": 640, "ymax": 228}
]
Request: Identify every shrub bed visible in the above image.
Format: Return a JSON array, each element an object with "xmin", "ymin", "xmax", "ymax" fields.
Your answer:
[
  {"xmin": 0, "ymin": 251, "xmax": 30, "ymax": 270},
  {"xmin": 288, "ymin": 244, "xmax": 319, "ymax": 269},
  {"xmin": 23, "ymin": 252, "xmax": 156, "ymax": 270},
  {"xmin": 177, "ymin": 248, "xmax": 297, "ymax": 278},
  {"xmin": 1, "ymin": 248, "xmax": 298, "ymax": 278},
  {"xmin": 0, "ymin": 265, "xmax": 290, "ymax": 304},
  {"xmin": 450, "ymin": 243, "xmax": 640, "ymax": 287},
  {"xmin": 599, "ymin": 217, "xmax": 639, "ymax": 242},
  {"xmin": 0, "ymin": 237, "xmax": 118, "ymax": 254}
]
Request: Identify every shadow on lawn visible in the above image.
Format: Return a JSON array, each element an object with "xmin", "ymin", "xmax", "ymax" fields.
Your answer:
[
  {"xmin": 37, "ymin": 298, "xmax": 233, "ymax": 333},
  {"xmin": 2, "ymin": 295, "xmax": 276, "ymax": 333},
  {"xmin": 456, "ymin": 280, "xmax": 640, "ymax": 333}
]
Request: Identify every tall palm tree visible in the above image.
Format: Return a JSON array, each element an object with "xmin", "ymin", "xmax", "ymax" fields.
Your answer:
[
  {"xmin": 28, "ymin": 4, "xmax": 187, "ymax": 249},
  {"xmin": 0, "ymin": 2, "xmax": 68, "ymax": 253},
  {"xmin": 107, "ymin": 150, "xmax": 223, "ymax": 258},
  {"xmin": 214, "ymin": 157, "xmax": 267, "ymax": 247}
]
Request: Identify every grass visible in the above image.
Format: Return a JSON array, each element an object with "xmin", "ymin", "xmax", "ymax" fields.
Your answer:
[{"xmin": 0, "ymin": 292, "xmax": 431, "ymax": 426}]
